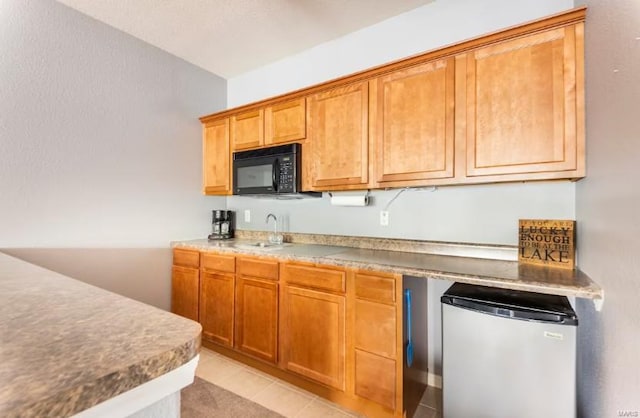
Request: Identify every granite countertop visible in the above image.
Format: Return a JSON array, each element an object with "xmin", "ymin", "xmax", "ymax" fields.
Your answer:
[
  {"xmin": 173, "ymin": 235, "xmax": 603, "ymax": 300},
  {"xmin": 0, "ymin": 252, "xmax": 201, "ymax": 418}
]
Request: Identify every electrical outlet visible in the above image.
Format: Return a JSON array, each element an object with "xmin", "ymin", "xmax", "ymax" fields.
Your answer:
[
  {"xmin": 380, "ymin": 211, "xmax": 389, "ymax": 226},
  {"xmin": 244, "ymin": 209, "xmax": 251, "ymax": 223}
]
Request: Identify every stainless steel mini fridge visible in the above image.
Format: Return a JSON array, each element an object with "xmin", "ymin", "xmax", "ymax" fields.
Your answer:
[{"xmin": 441, "ymin": 283, "xmax": 578, "ymax": 418}]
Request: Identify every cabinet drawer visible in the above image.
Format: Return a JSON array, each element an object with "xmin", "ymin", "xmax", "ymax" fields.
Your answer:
[
  {"xmin": 355, "ymin": 350, "xmax": 396, "ymax": 410},
  {"xmin": 173, "ymin": 248, "xmax": 200, "ymax": 268},
  {"xmin": 237, "ymin": 257, "xmax": 279, "ymax": 280},
  {"xmin": 355, "ymin": 299, "xmax": 396, "ymax": 358},
  {"xmin": 282, "ymin": 263, "xmax": 345, "ymax": 293},
  {"xmin": 201, "ymin": 252, "xmax": 235, "ymax": 273},
  {"xmin": 355, "ymin": 273, "xmax": 397, "ymax": 303}
]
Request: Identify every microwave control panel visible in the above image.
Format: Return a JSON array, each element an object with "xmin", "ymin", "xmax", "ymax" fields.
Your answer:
[{"xmin": 279, "ymin": 156, "xmax": 295, "ymax": 192}]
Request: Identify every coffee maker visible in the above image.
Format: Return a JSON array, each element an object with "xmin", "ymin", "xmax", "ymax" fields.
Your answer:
[{"xmin": 208, "ymin": 210, "xmax": 235, "ymax": 240}]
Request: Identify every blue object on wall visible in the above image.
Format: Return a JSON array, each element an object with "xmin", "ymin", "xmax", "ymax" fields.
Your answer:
[{"xmin": 405, "ymin": 288, "xmax": 414, "ymax": 367}]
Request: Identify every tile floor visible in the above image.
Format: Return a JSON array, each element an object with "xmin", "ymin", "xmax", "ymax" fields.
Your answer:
[{"xmin": 195, "ymin": 347, "xmax": 442, "ymax": 418}]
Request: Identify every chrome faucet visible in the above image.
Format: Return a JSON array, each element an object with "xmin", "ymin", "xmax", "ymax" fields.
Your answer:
[{"xmin": 265, "ymin": 213, "xmax": 282, "ymax": 244}]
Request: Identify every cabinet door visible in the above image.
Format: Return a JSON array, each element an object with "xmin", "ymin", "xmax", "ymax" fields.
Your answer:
[
  {"xmin": 355, "ymin": 350, "xmax": 396, "ymax": 410},
  {"xmin": 355, "ymin": 300, "xmax": 396, "ymax": 358},
  {"xmin": 200, "ymin": 271, "xmax": 234, "ymax": 346},
  {"xmin": 308, "ymin": 82, "xmax": 369, "ymax": 189},
  {"xmin": 281, "ymin": 285, "xmax": 346, "ymax": 390},
  {"xmin": 465, "ymin": 26, "xmax": 581, "ymax": 177},
  {"xmin": 373, "ymin": 59, "xmax": 455, "ymax": 185},
  {"xmin": 353, "ymin": 300, "xmax": 397, "ymax": 409},
  {"xmin": 203, "ymin": 118, "xmax": 231, "ymax": 195},
  {"xmin": 352, "ymin": 271, "xmax": 402, "ymax": 412},
  {"xmin": 235, "ymin": 276, "xmax": 278, "ymax": 363},
  {"xmin": 171, "ymin": 266, "xmax": 199, "ymax": 321},
  {"xmin": 231, "ymin": 109, "xmax": 264, "ymax": 150},
  {"xmin": 265, "ymin": 98, "xmax": 306, "ymax": 145}
]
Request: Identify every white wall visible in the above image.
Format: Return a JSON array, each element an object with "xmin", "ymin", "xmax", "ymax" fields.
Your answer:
[
  {"xmin": 575, "ymin": 0, "xmax": 640, "ymax": 416},
  {"xmin": 228, "ymin": 0, "xmax": 574, "ymax": 106},
  {"xmin": 0, "ymin": 0, "xmax": 226, "ymax": 248},
  {"xmin": 226, "ymin": 0, "xmax": 578, "ymax": 383},
  {"xmin": 229, "ymin": 182, "xmax": 575, "ymax": 245},
  {"xmin": 0, "ymin": 0, "xmax": 226, "ymax": 308}
]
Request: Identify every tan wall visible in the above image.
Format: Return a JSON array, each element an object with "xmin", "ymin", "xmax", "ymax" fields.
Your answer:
[{"xmin": 3, "ymin": 249, "xmax": 173, "ymax": 311}]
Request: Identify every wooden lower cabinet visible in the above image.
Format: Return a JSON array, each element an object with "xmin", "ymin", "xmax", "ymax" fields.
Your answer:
[
  {"xmin": 355, "ymin": 349, "xmax": 397, "ymax": 410},
  {"xmin": 171, "ymin": 248, "xmax": 200, "ymax": 321},
  {"xmin": 171, "ymin": 265, "xmax": 199, "ymax": 321},
  {"xmin": 235, "ymin": 276, "xmax": 278, "ymax": 363},
  {"xmin": 355, "ymin": 299, "xmax": 397, "ymax": 358},
  {"xmin": 280, "ymin": 284, "xmax": 346, "ymax": 391},
  {"xmin": 352, "ymin": 271, "xmax": 403, "ymax": 413},
  {"xmin": 200, "ymin": 271, "xmax": 235, "ymax": 346},
  {"xmin": 173, "ymin": 250, "xmax": 406, "ymax": 417}
]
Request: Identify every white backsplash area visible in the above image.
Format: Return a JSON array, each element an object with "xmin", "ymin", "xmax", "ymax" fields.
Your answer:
[{"xmin": 227, "ymin": 181, "xmax": 576, "ymax": 246}]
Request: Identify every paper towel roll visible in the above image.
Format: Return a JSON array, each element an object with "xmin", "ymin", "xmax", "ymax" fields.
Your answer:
[{"xmin": 330, "ymin": 194, "xmax": 369, "ymax": 206}]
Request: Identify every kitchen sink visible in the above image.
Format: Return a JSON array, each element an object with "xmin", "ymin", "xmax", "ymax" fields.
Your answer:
[{"xmin": 233, "ymin": 242, "xmax": 291, "ymax": 251}]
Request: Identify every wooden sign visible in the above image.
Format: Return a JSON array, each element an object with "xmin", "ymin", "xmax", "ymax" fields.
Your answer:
[{"xmin": 519, "ymin": 219, "xmax": 576, "ymax": 270}]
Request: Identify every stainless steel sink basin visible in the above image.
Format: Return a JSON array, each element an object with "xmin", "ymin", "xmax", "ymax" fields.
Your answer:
[{"xmin": 233, "ymin": 242, "xmax": 291, "ymax": 251}]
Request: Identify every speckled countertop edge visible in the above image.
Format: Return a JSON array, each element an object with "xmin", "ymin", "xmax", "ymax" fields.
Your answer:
[
  {"xmin": 0, "ymin": 253, "xmax": 202, "ymax": 418},
  {"xmin": 172, "ymin": 233, "xmax": 603, "ymax": 300},
  {"xmin": 17, "ymin": 338, "xmax": 201, "ymax": 418}
]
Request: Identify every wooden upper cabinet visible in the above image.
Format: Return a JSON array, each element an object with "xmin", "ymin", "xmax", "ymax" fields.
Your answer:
[
  {"xmin": 231, "ymin": 109, "xmax": 264, "ymax": 151},
  {"xmin": 265, "ymin": 98, "xmax": 306, "ymax": 145},
  {"xmin": 203, "ymin": 118, "xmax": 231, "ymax": 195},
  {"xmin": 372, "ymin": 59, "xmax": 455, "ymax": 185},
  {"xmin": 463, "ymin": 24, "xmax": 584, "ymax": 178},
  {"xmin": 308, "ymin": 82, "xmax": 370, "ymax": 190},
  {"xmin": 199, "ymin": 8, "xmax": 586, "ymax": 190}
]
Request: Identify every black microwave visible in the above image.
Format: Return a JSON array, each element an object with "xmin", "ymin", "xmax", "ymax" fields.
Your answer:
[{"xmin": 233, "ymin": 143, "xmax": 309, "ymax": 196}]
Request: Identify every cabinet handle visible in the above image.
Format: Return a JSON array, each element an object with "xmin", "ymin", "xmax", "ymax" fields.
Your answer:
[{"xmin": 272, "ymin": 159, "xmax": 280, "ymax": 192}]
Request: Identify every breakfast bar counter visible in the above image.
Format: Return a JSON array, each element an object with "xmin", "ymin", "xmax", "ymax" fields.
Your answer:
[{"xmin": 0, "ymin": 252, "xmax": 201, "ymax": 417}]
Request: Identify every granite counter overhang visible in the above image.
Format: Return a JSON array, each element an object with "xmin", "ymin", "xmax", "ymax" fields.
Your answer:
[
  {"xmin": 172, "ymin": 238, "xmax": 603, "ymax": 300},
  {"xmin": 0, "ymin": 252, "xmax": 201, "ymax": 418}
]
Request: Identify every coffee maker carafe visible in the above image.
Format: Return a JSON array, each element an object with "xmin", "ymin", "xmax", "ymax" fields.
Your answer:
[{"xmin": 208, "ymin": 210, "xmax": 234, "ymax": 240}]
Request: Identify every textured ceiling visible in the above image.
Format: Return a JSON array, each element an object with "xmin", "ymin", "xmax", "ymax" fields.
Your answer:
[{"xmin": 56, "ymin": 0, "xmax": 433, "ymax": 78}]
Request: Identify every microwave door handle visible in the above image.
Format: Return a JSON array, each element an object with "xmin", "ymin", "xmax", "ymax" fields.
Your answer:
[{"xmin": 272, "ymin": 160, "xmax": 280, "ymax": 192}]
